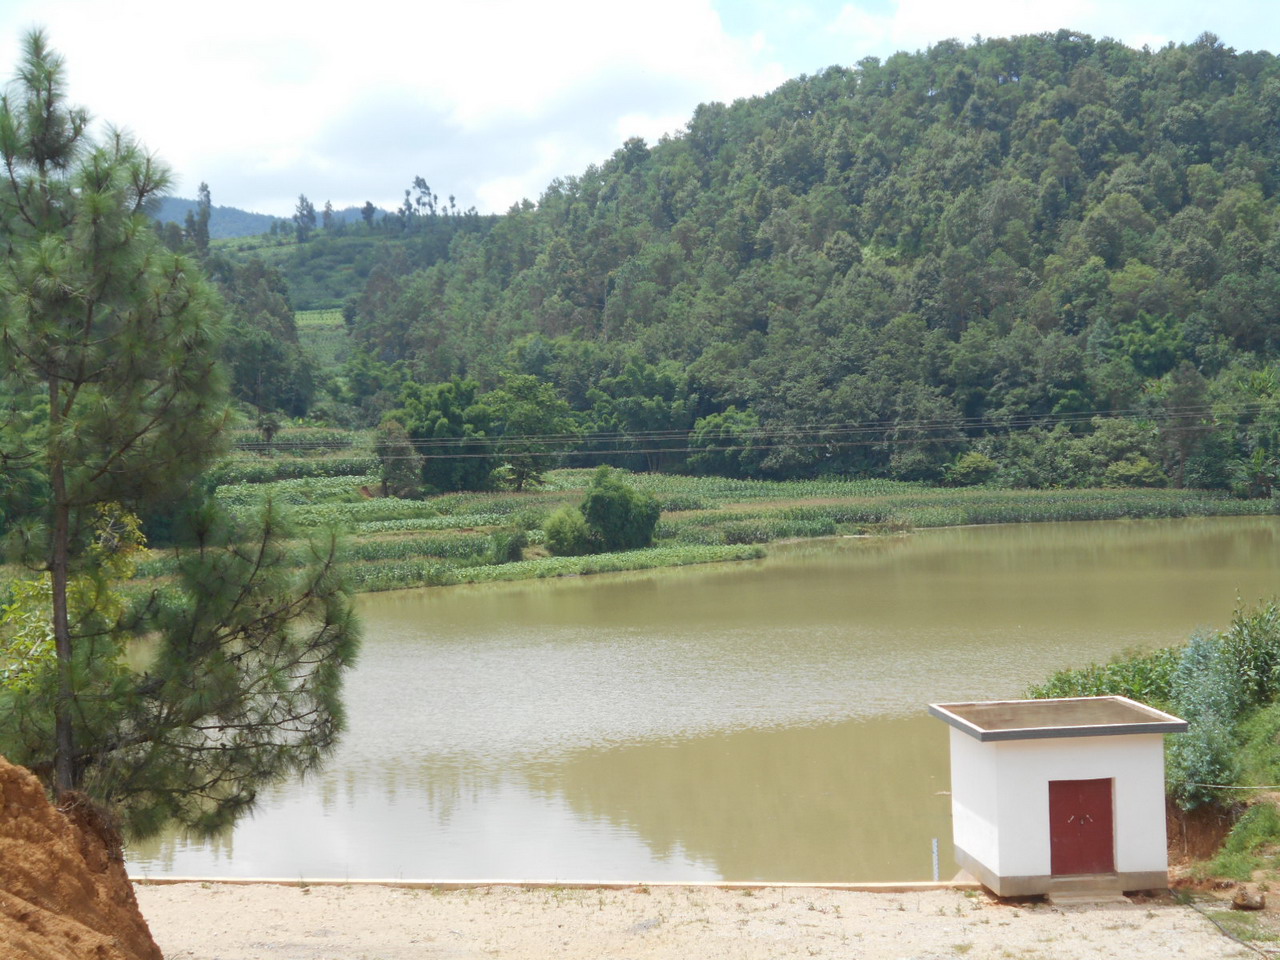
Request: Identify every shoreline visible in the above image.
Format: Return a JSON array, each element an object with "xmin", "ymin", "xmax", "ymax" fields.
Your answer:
[
  {"xmin": 133, "ymin": 879, "xmax": 1247, "ymax": 960},
  {"xmin": 345, "ymin": 510, "xmax": 1279, "ymax": 596},
  {"xmin": 131, "ymin": 876, "xmax": 983, "ymax": 893}
]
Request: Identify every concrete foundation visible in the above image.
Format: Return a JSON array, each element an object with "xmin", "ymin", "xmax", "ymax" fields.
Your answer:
[{"xmin": 954, "ymin": 846, "xmax": 1166, "ymax": 898}]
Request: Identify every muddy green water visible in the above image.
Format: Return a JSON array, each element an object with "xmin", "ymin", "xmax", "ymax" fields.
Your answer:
[{"xmin": 128, "ymin": 517, "xmax": 1280, "ymax": 881}]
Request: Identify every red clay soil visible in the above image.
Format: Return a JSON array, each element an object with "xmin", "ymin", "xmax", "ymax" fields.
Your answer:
[
  {"xmin": 0, "ymin": 755, "xmax": 160, "ymax": 960},
  {"xmin": 1165, "ymin": 796, "xmax": 1239, "ymax": 866}
]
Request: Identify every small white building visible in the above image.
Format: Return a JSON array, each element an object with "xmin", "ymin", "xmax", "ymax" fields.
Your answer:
[{"xmin": 929, "ymin": 696, "xmax": 1188, "ymax": 897}]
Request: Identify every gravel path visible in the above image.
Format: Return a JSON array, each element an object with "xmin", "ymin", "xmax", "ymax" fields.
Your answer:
[{"xmin": 136, "ymin": 882, "xmax": 1250, "ymax": 960}]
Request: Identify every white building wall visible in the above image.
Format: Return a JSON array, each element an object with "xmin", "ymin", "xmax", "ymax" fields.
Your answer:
[
  {"xmin": 991, "ymin": 734, "xmax": 1168, "ymax": 879},
  {"xmin": 949, "ymin": 727, "xmax": 1001, "ymax": 873}
]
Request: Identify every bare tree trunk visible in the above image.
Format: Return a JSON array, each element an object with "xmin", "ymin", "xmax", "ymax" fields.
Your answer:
[{"xmin": 48, "ymin": 378, "xmax": 76, "ymax": 795}]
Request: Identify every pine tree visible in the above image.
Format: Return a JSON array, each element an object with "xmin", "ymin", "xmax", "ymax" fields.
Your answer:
[
  {"xmin": 188, "ymin": 181, "xmax": 212, "ymax": 254},
  {"xmin": 293, "ymin": 193, "xmax": 316, "ymax": 242},
  {"xmin": 0, "ymin": 31, "xmax": 359, "ymax": 838}
]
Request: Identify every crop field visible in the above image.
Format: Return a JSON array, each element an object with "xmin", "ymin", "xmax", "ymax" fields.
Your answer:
[
  {"xmin": 97, "ymin": 433, "xmax": 1280, "ymax": 596},
  {"xmin": 295, "ymin": 309, "xmax": 351, "ymax": 370},
  {"xmin": 6, "ymin": 427, "xmax": 1263, "ymax": 597}
]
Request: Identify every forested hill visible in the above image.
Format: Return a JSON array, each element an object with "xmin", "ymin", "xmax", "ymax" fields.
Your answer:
[
  {"xmin": 154, "ymin": 197, "xmax": 284, "ymax": 239},
  {"xmin": 340, "ymin": 30, "xmax": 1280, "ymax": 489}
]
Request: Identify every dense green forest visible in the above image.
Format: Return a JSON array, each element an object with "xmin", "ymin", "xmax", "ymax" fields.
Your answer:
[
  {"xmin": 128, "ymin": 30, "xmax": 1280, "ymax": 499},
  {"xmin": 240, "ymin": 29, "xmax": 1277, "ymax": 495}
]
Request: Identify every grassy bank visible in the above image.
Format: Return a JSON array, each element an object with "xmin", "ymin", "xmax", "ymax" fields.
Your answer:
[
  {"xmin": 138, "ymin": 434, "xmax": 1280, "ymax": 594},
  {"xmin": 8, "ymin": 422, "xmax": 1278, "ymax": 597}
]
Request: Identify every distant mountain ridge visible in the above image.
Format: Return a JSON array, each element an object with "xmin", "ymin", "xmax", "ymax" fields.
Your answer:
[
  {"xmin": 153, "ymin": 197, "xmax": 282, "ymax": 239},
  {"xmin": 154, "ymin": 198, "xmax": 388, "ymax": 239}
]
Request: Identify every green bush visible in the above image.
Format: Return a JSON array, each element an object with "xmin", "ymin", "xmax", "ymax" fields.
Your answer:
[
  {"xmin": 1027, "ymin": 646, "xmax": 1179, "ymax": 708},
  {"xmin": 1103, "ymin": 456, "xmax": 1166, "ymax": 488},
  {"xmin": 488, "ymin": 528, "xmax": 528, "ymax": 564},
  {"xmin": 580, "ymin": 466, "xmax": 661, "ymax": 551},
  {"xmin": 946, "ymin": 452, "xmax": 999, "ymax": 486},
  {"xmin": 512, "ymin": 506, "xmax": 550, "ymax": 531},
  {"xmin": 1031, "ymin": 605, "xmax": 1280, "ymax": 810},
  {"xmin": 1221, "ymin": 604, "xmax": 1280, "ymax": 708},
  {"xmin": 544, "ymin": 506, "xmax": 592, "ymax": 556}
]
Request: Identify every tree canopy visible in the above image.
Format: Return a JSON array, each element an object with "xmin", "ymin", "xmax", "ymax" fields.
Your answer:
[
  {"xmin": 545, "ymin": 466, "xmax": 660, "ymax": 555},
  {"xmin": 0, "ymin": 31, "xmax": 359, "ymax": 837},
  {"xmin": 314, "ymin": 30, "xmax": 1280, "ymax": 491}
]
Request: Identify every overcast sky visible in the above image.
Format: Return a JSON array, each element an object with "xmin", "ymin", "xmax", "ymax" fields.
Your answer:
[{"xmin": 0, "ymin": 0, "xmax": 1275, "ymax": 218}]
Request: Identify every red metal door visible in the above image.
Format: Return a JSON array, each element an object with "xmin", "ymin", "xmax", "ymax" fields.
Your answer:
[{"xmin": 1049, "ymin": 778, "xmax": 1115, "ymax": 875}]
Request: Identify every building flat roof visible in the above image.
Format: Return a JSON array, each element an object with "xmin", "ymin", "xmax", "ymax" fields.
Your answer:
[{"xmin": 928, "ymin": 695, "xmax": 1188, "ymax": 742}]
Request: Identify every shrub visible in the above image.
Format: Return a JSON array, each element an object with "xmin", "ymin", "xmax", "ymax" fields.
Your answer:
[
  {"xmin": 946, "ymin": 452, "xmax": 1000, "ymax": 486},
  {"xmin": 544, "ymin": 506, "xmax": 592, "ymax": 556},
  {"xmin": 488, "ymin": 529, "xmax": 528, "ymax": 564},
  {"xmin": 374, "ymin": 420, "xmax": 423, "ymax": 499},
  {"xmin": 1031, "ymin": 604, "xmax": 1280, "ymax": 811},
  {"xmin": 1168, "ymin": 637, "xmax": 1244, "ymax": 809},
  {"xmin": 1027, "ymin": 646, "xmax": 1179, "ymax": 707},
  {"xmin": 579, "ymin": 466, "xmax": 661, "ymax": 552},
  {"xmin": 1221, "ymin": 603, "xmax": 1280, "ymax": 708},
  {"xmin": 512, "ymin": 506, "xmax": 549, "ymax": 531},
  {"xmin": 1103, "ymin": 456, "xmax": 1166, "ymax": 488}
]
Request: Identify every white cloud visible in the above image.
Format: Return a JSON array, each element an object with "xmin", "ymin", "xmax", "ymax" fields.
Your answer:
[
  {"xmin": 830, "ymin": 0, "xmax": 1099, "ymax": 57},
  {"xmin": 0, "ymin": 0, "xmax": 786, "ymax": 215},
  {"xmin": 2, "ymin": 0, "xmax": 1277, "ymax": 216},
  {"xmin": 824, "ymin": 0, "xmax": 1276, "ymax": 62}
]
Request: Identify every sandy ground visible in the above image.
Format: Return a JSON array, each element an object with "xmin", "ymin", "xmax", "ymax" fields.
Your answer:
[{"xmin": 134, "ymin": 882, "xmax": 1252, "ymax": 960}]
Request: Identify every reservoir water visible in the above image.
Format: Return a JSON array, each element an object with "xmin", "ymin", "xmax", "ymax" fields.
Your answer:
[{"xmin": 128, "ymin": 516, "xmax": 1280, "ymax": 881}]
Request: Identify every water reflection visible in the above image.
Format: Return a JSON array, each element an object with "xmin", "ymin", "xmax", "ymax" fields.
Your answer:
[
  {"xmin": 127, "ymin": 517, "xmax": 1280, "ymax": 881},
  {"xmin": 539, "ymin": 714, "xmax": 953, "ymax": 881}
]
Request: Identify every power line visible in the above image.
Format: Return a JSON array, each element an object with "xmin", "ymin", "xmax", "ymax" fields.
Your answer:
[
  {"xmin": 230, "ymin": 402, "xmax": 1268, "ymax": 451},
  {"xmin": 222, "ymin": 402, "xmax": 1265, "ymax": 461},
  {"xmin": 13, "ymin": 402, "xmax": 1272, "ymax": 467}
]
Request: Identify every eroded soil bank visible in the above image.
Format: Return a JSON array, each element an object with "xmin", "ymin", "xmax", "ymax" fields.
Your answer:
[{"xmin": 0, "ymin": 756, "xmax": 159, "ymax": 960}]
